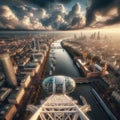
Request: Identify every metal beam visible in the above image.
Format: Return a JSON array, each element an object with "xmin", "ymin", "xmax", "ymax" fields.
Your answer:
[{"xmin": 29, "ymin": 94, "xmax": 90, "ymax": 120}]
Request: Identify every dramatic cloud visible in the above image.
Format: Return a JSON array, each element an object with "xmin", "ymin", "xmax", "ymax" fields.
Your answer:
[
  {"xmin": 0, "ymin": 5, "xmax": 49, "ymax": 30},
  {"xmin": 39, "ymin": 8, "xmax": 48, "ymax": 19},
  {"xmin": 0, "ymin": 6, "xmax": 18, "ymax": 21},
  {"xmin": 0, "ymin": 5, "xmax": 19, "ymax": 29},
  {"xmin": 41, "ymin": 3, "xmax": 68, "ymax": 29},
  {"xmin": 0, "ymin": 2, "xmax": 86, "ymax": 30},
  {"xmin": 42, "ymin": 2, "xmax": 85, "ymax": 30},
  {"xmin": 71, "ymin": 16, "xmax": 86, "ymax": 26},
  {"xmin": 86, "ymin": 0, "xmax": 120, "ymax": 27},
  {"xmin": 50, "ymin": 3, "xmax": 66, "ymax": 14},
  {"xmin": 66, "ymin": 3, "xmax": 86, "ymax": 29},
  {"xmin": 66, "ymin": 3, "xmax": 81, "ymax": 22},
  {"xmin": 0, "ymin": 0, "xmax": 120, "ymax": 30}
]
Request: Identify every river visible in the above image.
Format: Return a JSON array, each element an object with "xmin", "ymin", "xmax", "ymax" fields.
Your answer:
[
  {"xmin": 38, "ymin": 40, "xmax": 113, "ymax": 120},
  {"xmin": 46, "ymin": 40, "xmax": 81, "ymax": 77}
]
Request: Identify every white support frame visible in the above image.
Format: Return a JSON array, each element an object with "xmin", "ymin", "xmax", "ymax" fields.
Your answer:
[{"xmin": 28, "ymin": 94, "xmax": 90, "ymax": 120}]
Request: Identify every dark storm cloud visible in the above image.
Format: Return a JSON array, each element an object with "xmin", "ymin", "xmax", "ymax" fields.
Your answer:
[
  {"xmin": 41, "ymin": 3, "xmax": 68, "ymax": 29},
  {"xmin": 105, "ymin": 15, "xmax": 120, "ymax": 25},
  {"xmin": 10, "ymin": 6, "xmax": 28, "ymax": 20},
  {"xmin": 29, "ymin": 0, "xmax": 71, "ymax": 8},
  {"xmin": 67, "ymin": 3, "xmax": 81, "ymax": 18},
  {"xmin": 0, "ymin": 5, "xmax": 48, "ymax": 30},
  {"xmin": 65, "ymin": 3, "xmax": 85, "ymax": 29},
  {"xmin": 0, "ymin": 0, "xmax": 26, "ymax": 6},
  {"xmin": 66, "ymin": 3, "xmax": 81, "ymax": 24},
  {"xmin": 0, "ymin": 1, "xmax": 86, "ymax": 30},
  {"xmin": 86, "ymin": 0, "xmax": 120, "ymax": 26},
  {"xmin": 71, "ymin": 17, "xmax": 81, "ymax": 26}
]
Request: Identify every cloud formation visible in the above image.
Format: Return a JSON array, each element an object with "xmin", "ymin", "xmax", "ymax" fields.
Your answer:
[
  {"xmin": 0, "ymin": 0, "xmax": 119, "ymax": 30},
  {"xmin": 66, "ymin": 3, "xmax": 85, "ymax": 29},
  {"xmin": 0, "ymin": 2, "xmax": 85, "ymax": 30},
  {"xmin": 86, "ymin": 0, "xmax": 120, "ymax": 27},
  {"xmin": 0, "ymin": 5, "xmax": 19, "ymax": 29},
  {"xmin": 0, "ymin": 5, "xmax": 51, "ymax": 30}
]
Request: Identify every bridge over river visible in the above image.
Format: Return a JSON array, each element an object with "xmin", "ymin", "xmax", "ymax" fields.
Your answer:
[
  {"xmin": 32, "ymin": 76, "xmax": 96, "ymax": 84},
  {"xmin": 32, "ymin": 39, "xmax": 115, "ymax": 120}
]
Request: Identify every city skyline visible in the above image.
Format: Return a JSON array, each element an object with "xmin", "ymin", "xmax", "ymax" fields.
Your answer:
[{"xmin": 0, "ymin": 0, "xmax": 120, "ymax": 120}]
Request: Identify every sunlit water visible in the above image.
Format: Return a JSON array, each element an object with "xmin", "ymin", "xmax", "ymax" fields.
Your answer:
[{"xmin": 39, "ymin": 40, "xmax": 112, "ymax": 120}]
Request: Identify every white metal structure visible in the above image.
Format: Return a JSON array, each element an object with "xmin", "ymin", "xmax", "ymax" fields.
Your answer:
[
  {"xmin": 27, "ymin": 76, "xmax": 90, "ymax": 120},
  {"xmin": 28, "ymin": 94, "xmax": 90, "ymax": 120}
]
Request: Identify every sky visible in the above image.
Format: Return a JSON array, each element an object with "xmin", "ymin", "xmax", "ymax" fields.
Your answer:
[{"xmin": 0, "ymin": 0, "xmax": 120, "ymax": 30}]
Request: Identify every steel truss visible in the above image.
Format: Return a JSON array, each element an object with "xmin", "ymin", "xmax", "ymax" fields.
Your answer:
[{"xmin": 27, "ymin": 94, "xmax": 90, "ymax": 120}]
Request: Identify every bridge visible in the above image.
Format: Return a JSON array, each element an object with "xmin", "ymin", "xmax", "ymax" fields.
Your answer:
[{"xmin": 32, "ymin": 77, "xmax": 94, "ymax": 85}]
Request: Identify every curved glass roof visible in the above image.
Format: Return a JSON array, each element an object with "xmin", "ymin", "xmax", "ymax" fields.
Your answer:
[{"xmin": 42, "ymin": 75, "xmax": 76, "ymax": 94}]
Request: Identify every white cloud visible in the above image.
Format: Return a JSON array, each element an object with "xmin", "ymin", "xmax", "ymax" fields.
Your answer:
[
  {"xmin": 68, "ymin": 3, "xmax": 81, "ymax": 17},
  {"xmin": 0, "ymin": 5, "xmax": 18, "ymax": 21},
  {"xmin": 19, "ymin": 5, "xmax": 27, "ymax": 11},
  {"xmin": 0, "ymin": 5, "xmax": 19, "ymax": 29},
  {"xmin": 0, "ymin": 3, "xmax": 86, "ymax": 30},
  {"xmin": 91, "ymin": 7, "xmax": 120, "ymax": 28},
  {"xmin": 39, "ymin": 8, "xmax": 48, "ymax": 19},
  {"xmin": 22, "ymin": 16, "xmax": 31, "ymax": 28},
  {"xmin": 66, "ymin": 3, "xmax": 85, "ymax": 29},
  {"xmin": 32, "ymin": 18, "xmax": 44, "ymax": 29},
  {"xmin": 21, "ymin": 16, "xmax": 46, "ymax": 30},
  {"xmin": 28, "ymin": 12, "xmax": 34, "ymax": 17},
  {"xmin": 95, "ymin": 8, "xmax": 119, "ymax": 23},
  {"xmin": 55, "ymin": 15, "xmax": 65, "ymax": 23}
]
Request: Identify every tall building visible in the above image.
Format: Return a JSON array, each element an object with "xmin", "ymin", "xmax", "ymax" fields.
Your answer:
[
  {"xmin": 0, "ymin": 53, "xmax": 17, "ymax": 87},
  {"xmin": 101, "ymin": 63, "xmax": 107, "ymax": 77}
]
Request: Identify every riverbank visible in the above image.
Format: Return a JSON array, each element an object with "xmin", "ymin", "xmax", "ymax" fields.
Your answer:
[
  {"xmin": 43, "ymin": 40, "xmax": 116, "ymax": 120},
  {"xmin": 61, "ymin": 40, "xmax": 119, "ymax": 119},
  {"xmin": 61, "ymin": 41, "xmax": 83, "ymax": 59},
  {"xmin": 20, "ymin": 46, "xmax": 51, "ymax": 120},
  {"xmin": 22, "ymin": 39, "xmax": 117, "ymax": 120}
]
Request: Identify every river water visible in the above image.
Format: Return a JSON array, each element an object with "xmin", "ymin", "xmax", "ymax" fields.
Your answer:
[
  {"xmin": 39, "ymin": 40, "xmax": 113, "ymax": 120},
  {"xmin": 46, "ymin": 40, "xmax": 81, "ymax": 77},
  {"xmin": 0, "ymin": 31, "xmax": 115, "ymax": 120}
]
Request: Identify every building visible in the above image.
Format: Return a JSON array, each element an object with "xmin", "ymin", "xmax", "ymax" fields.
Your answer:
[
  {"xmin": 19, "ymin": 69, "xmax": 35, "ymax": 77},
  {"xmin": 0, "ymin": 72, "xmax": 5, "ymax": 87},
  {"xmin": 8, "ymin": 87, "xmax": 25, "ymax": 104},
  {"xmin": 32, "ymin": 53, "xmax": 44, "ymax": 64},
  {"xmin": 112, "ymin": 91, "xmax": 120, "ymax": 104},
  {"xmin": 17, "ymin": 75, "xmax": 31, "ymax": 88},
  {"xmin": 76, "ymin": 59, "xmax": 109, "ymax": 78},
  {"xmin": 24, "ymin": 62, "xmax": 40, "ymax": 74},
  {"xmin": 0, "ymin": 53, "xmax": 17, "ymax": 87},
  {"xmin": 0, "ymin": 88, "xmax": 12, "ymax": 102},
  {"xmin": 0, "ymin": 104, "xmax": 17, "ymax": 120}
]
